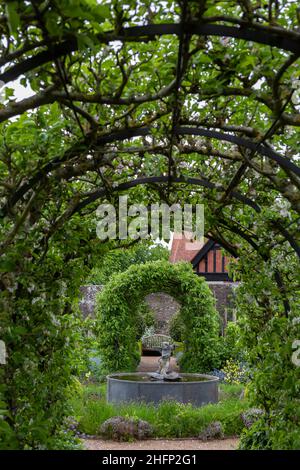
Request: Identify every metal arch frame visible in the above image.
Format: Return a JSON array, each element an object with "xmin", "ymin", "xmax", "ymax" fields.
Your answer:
[
  {"xmin": 4, "ymin": 122, "xmax": 300, "ymax": 218},
  {"xmin": 3, "ymin": 113, "xmax": 300, "ymax": 230},
  {"xmin": 93, "ymin": 126, "xmax": 300, "ymax": 177},
  {"xmin": 74, "ymin": 173, "xmax": 298, "ymax": 263},
  {"xmin": 175, "ymin": 126, "xmax": 300, "ymax": 177},
  {"xmin": 0, "ymin": 7, "xmax": 298, "ymax": 268},
  {"xmin": 1, "ymin": 12, "xmax": 299, "ymax": 211},
  {"xmin": 75, "ymin": 175, "xmax": 260, "ymax": 213},
  {"xmin": 121, "ymin": 23, "xmax": 300, "ymax": 54},
  {"xmin": 1, "ymin": 22, "xmax": 300, "ymax": 84},
  {"xmin": 1, "ymin": 125, "xmax": 266, "ymax": 217},
  {"xmin": 73, "ymin": 176, "xmax": 261, "ymax": 254}
]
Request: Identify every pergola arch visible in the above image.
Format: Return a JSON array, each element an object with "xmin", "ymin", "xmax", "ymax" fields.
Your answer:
[
  {"xmin": 65, "ymin": 175, "xmax": 299, "ymax": 263},
  {"xmin": 2, "ymin": 122, "xmax": 299, "ymax": 217},
  {"xmin": 1, "ymin": 2, "xmax": 300, "ymax": 450},
  {"xmin": 1, "ymin": 22, "xmax": 300, "ymax": 85},
  {"xmin": 75, "ymin": 175, "xmax": 261, "ymax": 212},
  {"xmin": 0, "ymin": 0, "xmax": 298, "ymax": 281},
  {"xmin": 62, "ymin": 125, "xmax": 300, "ymax": 177}
]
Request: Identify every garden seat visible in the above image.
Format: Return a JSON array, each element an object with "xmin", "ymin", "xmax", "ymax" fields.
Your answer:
[{"xmin": 142, "ymin": 334, "xmax": 171, "ymax": 354}]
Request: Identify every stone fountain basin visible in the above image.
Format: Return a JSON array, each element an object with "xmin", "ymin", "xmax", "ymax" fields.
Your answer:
[{"xmin": 107, "ymin": 372, "xmax": 219, "ymax": 406}]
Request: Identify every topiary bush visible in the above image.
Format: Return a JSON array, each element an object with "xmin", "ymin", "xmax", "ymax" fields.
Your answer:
[{"xmin": 95, "ymin": 260, "xmax": 221, "ymax": 373}]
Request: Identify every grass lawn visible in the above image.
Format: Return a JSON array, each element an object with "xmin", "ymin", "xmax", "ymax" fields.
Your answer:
[{"xmin": 70, "ymin": 383, "xmax": 250, "ymax": 438}]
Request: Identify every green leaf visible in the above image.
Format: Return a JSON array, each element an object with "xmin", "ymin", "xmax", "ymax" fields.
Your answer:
[
  {"xmin": 0, "ymin": 258, "xmax": 16, "ymax": 272},
  {"xmin": 5, "ymin": 88, "xmax": 15, "ymax": 99},
  {"xmin": 45, "ymin": 12, "xmax": 62, "ymax": 36},
  {"xmin": 76, "ymin": 33, "xmax": 97, "ymax": 50},
  {"xmin": 5, "ymin": 1, "xmax": 20, "ymax": 35},
  {"xmin": 92, "ymin": 4, "xmax": 110, "ymax": 20}
]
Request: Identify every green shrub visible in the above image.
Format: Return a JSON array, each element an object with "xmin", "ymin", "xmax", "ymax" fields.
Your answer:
[
  {"xmin": 239, "ymin": 417, "xmax": 272, "ymax": 450},
  {"xmin": 135, "ymin": 301, "xmax": 156, "ymax": 340},
  {"xmin": 87, "ymin": 242, "xmax": 169, "ymax": 285},
  {"xmin": 221, "ymin": 359, "xmax": 249, "ymax": 385},
  {"xmin": 169, "ymin": 311, "xmax": 184, "ymax": 342},
  {"xmin": 95, "ymin": 261, "xmax": 221, "ymax": 372},
  {"xmin": 233, "ymin": 268, "xmax": 300, "ymax": 450},
  {"xmin": 239, "ymin": 407, "xmax": 300, "ymax": 450},
  {"xmin": 219, "ymin": 321, "xmax": 245, "ymax": 366}
]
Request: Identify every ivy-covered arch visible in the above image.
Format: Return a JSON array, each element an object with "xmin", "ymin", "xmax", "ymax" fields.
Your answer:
[{"xmin": 95, "ymin": 260, "xmax": 221, "ymax": 373}]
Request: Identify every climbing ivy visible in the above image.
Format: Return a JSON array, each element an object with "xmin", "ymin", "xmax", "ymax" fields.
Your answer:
[{"xmin": 95, "ymin": 260, "xmax": 221, "ymax": 373}]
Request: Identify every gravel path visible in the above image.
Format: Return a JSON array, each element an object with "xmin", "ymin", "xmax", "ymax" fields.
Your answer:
[{"xmin": 83, "ymin": 438, "xmax": 239, "ymax": 450}]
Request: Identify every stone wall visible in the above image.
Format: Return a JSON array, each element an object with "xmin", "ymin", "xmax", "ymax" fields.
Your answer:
[
  {"xmin": 78, "ymin": 286, "xmax": 180, "ymax": 333},
  {"xmin": 79, "ymin": 282, "xmax": 238, "ymax": 334}
]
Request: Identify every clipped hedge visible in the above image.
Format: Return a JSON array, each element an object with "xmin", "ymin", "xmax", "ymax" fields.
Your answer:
[{"xmin": 95, "ymin": 260, "xmax": 221, "ymax": 372}]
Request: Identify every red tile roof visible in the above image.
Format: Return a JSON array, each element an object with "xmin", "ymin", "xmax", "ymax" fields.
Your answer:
[{"xmin": 169, "ymin": 233, "xmax": 205, "ymax": 263}]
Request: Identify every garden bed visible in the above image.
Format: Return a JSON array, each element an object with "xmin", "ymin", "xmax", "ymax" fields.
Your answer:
[{"xmin": 70, "ymin": 383, "xmax": 249, "ymax": 440}]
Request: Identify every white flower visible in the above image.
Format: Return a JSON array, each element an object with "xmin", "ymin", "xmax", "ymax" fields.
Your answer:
[
  {"xmin": 0, "ymin": 80, "xmax": 5, "ymax": 104},
  {"xmin": 7, "ymin": 283, "xmax": 18, "ymax": 293},
  {"xmin": 50, "ymin": 313, "xmax": 60, "ymax": 327},
  {"xmin": 0, "ymin": 340, "xmax": 7, "ymax": 364},
  {"xmin": 291, "ymin": 89, "xmax": 300, "ymax": 105},
  {"xmin": 220, "ymin": 37, "xmax": 230, "ymax": 47},
  {"xmin": 291, "ymin": 78, "xmax": 300, "ymax": 90},
  {"xmin": 279, "ymin": 208, "xmax": 290, "ymax": 218}
]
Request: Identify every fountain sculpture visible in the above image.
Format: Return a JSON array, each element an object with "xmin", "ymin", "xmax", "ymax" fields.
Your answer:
[
  {"xmin": 106, "ymin": 341, "xmax": 219, "ymax": 406},
  {"xmin": 149, "ymin": 342, "xmax": 180, "ymax": 381}
]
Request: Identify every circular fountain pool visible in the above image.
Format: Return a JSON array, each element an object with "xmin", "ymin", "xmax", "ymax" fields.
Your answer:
[{"xmin": 107, "ymin": 373, "xmax": 219, "ymax": 406}]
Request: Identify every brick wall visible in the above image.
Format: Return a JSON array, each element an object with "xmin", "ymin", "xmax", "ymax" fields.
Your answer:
[
  {"xmin": 207, "ymin": 281, "xmax": 238, "ymax": 333},
  {"xmin": 144, "ymin": 292, "xmax": 180, "ymax": 334},
  {"xmin": 78, "ymin": 286, "xmax": 181, "ymax": 333}
]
